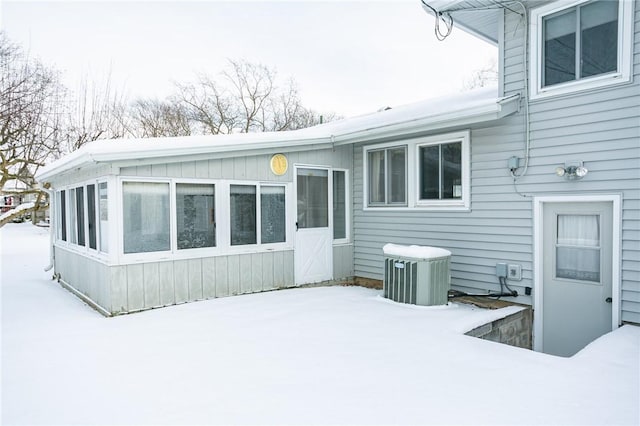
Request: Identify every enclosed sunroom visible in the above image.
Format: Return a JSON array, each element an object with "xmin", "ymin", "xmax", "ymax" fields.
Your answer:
[{"xmin": 36, "ymin": 87, "xmax": 519, "ymax": 316}]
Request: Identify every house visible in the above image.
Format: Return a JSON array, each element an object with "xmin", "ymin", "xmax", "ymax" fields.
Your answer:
[{"xmin": 35, "ymin": 0, "xmax": 639, "ymax": 357}]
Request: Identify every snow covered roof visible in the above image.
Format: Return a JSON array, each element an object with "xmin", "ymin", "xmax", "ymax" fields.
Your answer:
[{"xmin": 36, "ymin": 87, "xmax": 519, "ymax": 182}]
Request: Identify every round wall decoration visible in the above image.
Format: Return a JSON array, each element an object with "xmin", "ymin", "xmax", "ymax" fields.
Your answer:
[{"xmin": 270, "ymin": 153, "xmax": 288, "ymax": 176}]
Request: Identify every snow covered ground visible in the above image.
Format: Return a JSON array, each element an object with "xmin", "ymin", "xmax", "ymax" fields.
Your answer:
[{"xmin": 2, "ymin": 223, "xmax": 639, "ymax": 425}]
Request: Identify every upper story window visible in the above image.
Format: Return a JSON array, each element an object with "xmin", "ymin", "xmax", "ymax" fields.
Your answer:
[{"xmin": 530, "ymin": 0, "xmax": 633, "ymax": 99}]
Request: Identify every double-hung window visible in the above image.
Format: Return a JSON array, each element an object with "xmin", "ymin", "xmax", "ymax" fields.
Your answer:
[
  {"xmin": 531, "ymin": 0, "xmax": 633, "ymax": 98},
  {"xmin": 366, "ymin": 146, "xmax": 407, "ymax": 206}
]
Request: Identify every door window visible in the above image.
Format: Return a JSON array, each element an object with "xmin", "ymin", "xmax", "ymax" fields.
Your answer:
[
  {"xmin": 296, "ymin": 168, "xmax": 328, "ymax": 228},
  {"xmin": 556, "ymin": 214, "xmax": 601, "ymax": 282}
]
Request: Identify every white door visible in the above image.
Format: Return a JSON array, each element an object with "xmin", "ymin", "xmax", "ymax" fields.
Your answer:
[
  {"xmin": 295, "ymin": 167, "xmax": 333, "ymax": 285},
  {"xmin": 542, "ymin": 202, "xmax": 613, "ymax": 357}
]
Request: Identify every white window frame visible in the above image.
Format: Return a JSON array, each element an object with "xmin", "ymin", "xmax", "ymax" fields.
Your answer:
[
  {"xmin": 53, "ymin": 178, "xmax": 112, "ymax": 264},
  {"xmin": 96, "ymin": 179, "xmax": 110, "ymax": 255},
  {"xmin": 119, "ymin": 178, "xmax": 174, "ymax": 262},
  {"xmin": 363, "ymin": 143, "xmax": 408, "ymax": 207},
  {"xmin": 529, "ymin": 0, "xmax": 634, "ymax": 100},
  {"xmin": 174, "ymin": 180, "xmax": 218, "ymax": 253},
  {"xmin": 363, "ymin": 131, "xmax": 470, "ymax": 211},
  {"xmin": 332, "ymin": 168, "xmax": 351, "ymax": 244},
  {"xmin": 117, "ymin": 177, "xmax": 293, "ymax": 264},
  {"xmin": 415, "ymin": 132, "xmax": 470, "ymax": 210}
]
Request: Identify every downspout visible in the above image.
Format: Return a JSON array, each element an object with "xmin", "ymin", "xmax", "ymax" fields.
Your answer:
[{"xmin": 42, "ymin": 184, "xmax": 55, "ymax": 273}]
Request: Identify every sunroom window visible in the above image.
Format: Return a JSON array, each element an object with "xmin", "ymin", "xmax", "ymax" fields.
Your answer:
[
  {"xmin": 261, "ymin": 186, "xmax": 286, "ymax": 244},
  {"xmin": 531, "ymin": 0, "xmax": 632, "ymax": 98},
  {"xmin": 230, "ymin": 184, "xmax": 287, "ymax": 246},
  {"xmin": 87, "ymin": 184, "xmax": 97, "ymax": 250},
  {"xmin": 333, "ymin": 170, "xmax": 347, "ymax": 240},
  {"xmin": 98, "ymin": 182, "xmax": 109, "ymax": 253},
  {"xmin": 176, "ymin": 183, "xmax": 216, "ymax": 249},
  {"xmin": 123, "ymin": 182, "xmax": 170, "ymax": 254},
  {"xmin": 230, "ymin": 185, "xmax": 257, "ymax": 246},
  {"xmin": 58, "ymin": 190, "xmax": 67, "ymax": 242},
  {"xmin": 367, "ymin": 146, "xmax": 406, "ymax": 206}
]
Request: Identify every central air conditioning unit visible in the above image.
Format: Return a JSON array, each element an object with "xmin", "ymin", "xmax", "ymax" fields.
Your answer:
[{"xmin": 382, "ymin": 243, "xmax": 451, "ymax": 306}]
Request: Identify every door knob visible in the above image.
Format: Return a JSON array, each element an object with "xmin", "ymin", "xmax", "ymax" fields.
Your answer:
[{"xmin": 605, "ymin": 297, "xmax": 612, "ymax": 303}]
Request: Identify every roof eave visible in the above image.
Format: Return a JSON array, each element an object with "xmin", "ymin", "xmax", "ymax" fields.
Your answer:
[
  {"xmin": 35, "ymin": 135, "xmax": 333, "ymax": 183},
  {"xmin": 332, "ymin": 93, "xmax": 520, "ymax": 145}
]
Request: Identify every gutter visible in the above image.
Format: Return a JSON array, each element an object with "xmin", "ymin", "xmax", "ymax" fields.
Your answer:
[{"xmin": 332, "ymin": 93, "xmax": 520, "ymax": 145}]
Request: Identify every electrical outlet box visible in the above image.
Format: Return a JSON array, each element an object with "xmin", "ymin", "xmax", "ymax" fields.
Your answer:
[
  {"xmin": 508, "ymin": 264, "xmax": 522, "ymax": 281},
  {"xmin": 496, "ymin": 263, "xmax": 508, "ymax": 278},
  {"xmin": 508, "ymin": 156, "xmax": 520, "ymax": 171}
]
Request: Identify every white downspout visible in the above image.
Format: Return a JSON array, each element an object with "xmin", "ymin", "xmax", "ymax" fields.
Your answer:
[{"xmin": 42, "ymin": 185, "xmax": 54, "ymax": 272}]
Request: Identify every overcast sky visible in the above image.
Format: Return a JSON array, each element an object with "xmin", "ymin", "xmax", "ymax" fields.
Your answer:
[{"xmin": 1, "ymin": 0, "xmax": 497, "ymax": 117}]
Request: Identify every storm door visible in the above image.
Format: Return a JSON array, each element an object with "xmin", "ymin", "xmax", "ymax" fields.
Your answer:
[{"xmin": 294, "ymin": 167, "xmax": 332, "ymax": 285}]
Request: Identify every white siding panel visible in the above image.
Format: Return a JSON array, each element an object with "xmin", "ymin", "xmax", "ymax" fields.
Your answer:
[
  {"xmin": 143, "ymin": 262, "xmax": 160, "ymax": 308},
  {"xmin": 239, "ymin": 254, "xmax": 253, "ymax": 294},
  {"xmin": 188, "ymin": 258, "xmax": 203, "ymax": 300},
  {"xmin": 159, "ymin": 261, "xmax": 175, "ymax": 306},
  {"xmin": 251, "ymin": 253, "xmax": 263, "ymax": 292},
  {"xmin": 202, "ymin": 257, "xmax": 216, "ymax": 298},
  {"xmin": 126, "ymin": 264, "xmax": 144, "ymax": 311},
  {"xmin": 227, "ymin": 255, "xmax": 240, "ymax": 296},
  {"xmin": 262, "ymin": 251, "xmax": 274, "ymax": 291},
  {"xmin": 215, "ymin": 256, "xmax": 229, "ymax": 297},
  {"xmin": 174, "ymin": 260, "xmax": 189, "ymax": 303},
  {"xmin": 110, "ymin": 266, "xmax": 127, "ymax": 314}
]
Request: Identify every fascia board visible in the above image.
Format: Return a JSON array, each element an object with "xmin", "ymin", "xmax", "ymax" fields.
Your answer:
[
  {"xmin": 36, "ymin": 135, "xmax": 331, "ymax": 182},
  {"xmin": 90, "ymin": 136, "xmax": 331, "ymax": 163},
  {"xmin": 332, "ymin": 94, "xmax": 520, "ymax": 144}
]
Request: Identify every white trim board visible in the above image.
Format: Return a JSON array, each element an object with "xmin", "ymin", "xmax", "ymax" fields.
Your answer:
[{"xmin": 532, "ymin": 194, "xmax": 622, "ymax": 353}]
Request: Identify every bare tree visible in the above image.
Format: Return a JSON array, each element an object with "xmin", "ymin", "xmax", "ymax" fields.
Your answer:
[
  {"xmin": 0, "ymin": 32, "xmax": 64, "ymax": 226},
  {"xmin": 128, "ymin": 98, "xmax": 192, "ymax": 138},
  {"xmin": 174, "ymin": 59, "xmax": 337, "ymax": 136},
  {"xmin": 64, "ymin": 71, "xmax": 130, "ymax": 151},
  {"xmin": 462, "ymin": 58, "xmax": 499, "ymax": 91}
]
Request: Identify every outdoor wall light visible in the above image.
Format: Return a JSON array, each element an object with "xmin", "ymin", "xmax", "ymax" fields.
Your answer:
[{"xmin": 555, "ymin": 161, "xmax": 588, "ymax": 180}]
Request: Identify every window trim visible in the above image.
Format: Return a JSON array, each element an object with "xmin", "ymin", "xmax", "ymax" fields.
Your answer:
[
  {"xmin": 53, "ymin": 178, "xmax": 111, "ymax": 262},
  {"xmin": 415, "ymin": 134, "xmax": 469, "ymax": 209},
  {"xmin": 117, "ymin": 177, "xmax": 293, "ymax": 264},
  {"xmin": 363, "ymin": 131, "xmax": 470, "ymax": 211},
  {"xmin": 529, "ymin": 0, "xmax": 633, "ymax": 100},
  {"xmin": 363, "ymin": 142, "xmax": 408, "ymax": 208},
  {"xmin": 332, "ymin": 168, "xmax": 350, "ymax": 244}
]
